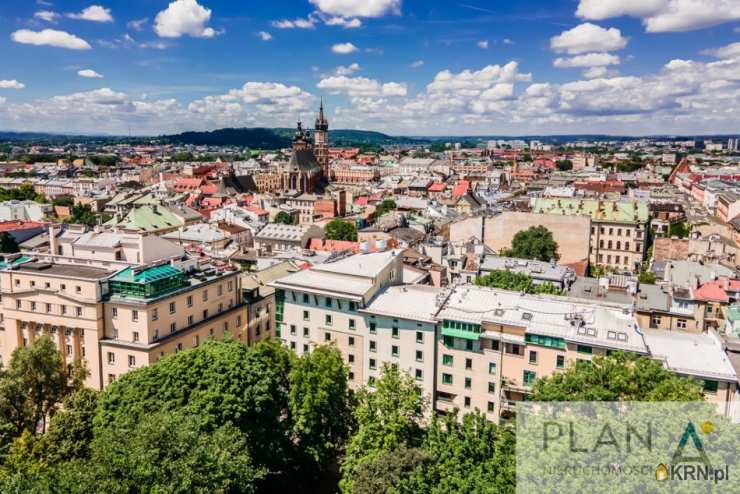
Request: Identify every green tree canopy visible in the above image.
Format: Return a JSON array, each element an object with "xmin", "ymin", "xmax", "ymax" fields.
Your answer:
[
  {"xmin": 532, "ymin": 351, "xmax": 704, "ymax": 402},
  {"xmin": 556, "ymin": 159, "xmax": 573, "ymax": 171},
  {"xmin": 374, "ymin": 199, "xmax": 397, "ymax": 218},
  {"xmin": 274, "ymin": 211, "xmax": 295, "ymax": 225},
  {"xmin": 0, "ymin": 233, "xmax": 19, "ymax": 254},
  {"xmin": 325, "ymin": 219, "xmax": 358, "ymax": 242},
  {"xmin": 668, "ymin": 221, "xmax": 690, "ymax": 238},
  {"xmin": 503, "ymin": 225, "xmax": 559, "ymax": 262},
  {"xmin": 475, "ymin": 269, "xmax": 562, "ymax": 295}
]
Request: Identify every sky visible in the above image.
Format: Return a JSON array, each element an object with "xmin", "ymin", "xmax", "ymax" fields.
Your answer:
[{"xmin": 0, "ymin": 0, "xmax": 738, "ymax": 136}]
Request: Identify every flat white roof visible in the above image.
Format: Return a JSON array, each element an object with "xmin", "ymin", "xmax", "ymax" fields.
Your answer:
[{"xmin": 363, "ymin": 284, "xmax": 442, "ymax": 323}]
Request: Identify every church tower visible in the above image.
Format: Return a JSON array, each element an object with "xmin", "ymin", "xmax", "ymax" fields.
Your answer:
[{"xmin": 314, "ymin": 99, "xmax": 330, "ymax": 180}]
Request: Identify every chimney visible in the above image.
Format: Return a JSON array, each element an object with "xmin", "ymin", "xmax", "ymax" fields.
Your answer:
[{"xmin": 49, "ymin": 224, "xmax": 58, "ymax": 256}]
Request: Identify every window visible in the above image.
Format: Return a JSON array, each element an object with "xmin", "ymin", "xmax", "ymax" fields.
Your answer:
[
  {"xmin": 368, "ymin": 377, "xmax": 376, "ymax": 387},
  {"xmin": 188, "ymin": 315, "xmax": 194, "ymax": 325},
  {"xmin": 556, "ymin": 355, "xmax": 565, "ymax": 369},
  {"xmin": 112, "ymin": 307, "xmax": 118, "ymax": 319},
  {"xmin": 15, "ymin": 300, "xmax": 21, "ymax": 309},
  {"xmin": 442, "ymin": 373, "xmax": 453, "ymax": 385},
  {"xmin": 187, "ymin": 295, "xmax": 193, "ymax": 307},
  {"xmin": 193, "ymin": 335, "xmax": 199, "ymax": 347},
  {"xmin": 465, "ymin": 358, "xmax": 472, "ymax": 370},
  {"xmin": 290, "ymin": 325, "xmax": 297, "ymax": 336},
  {"xmin": 392, "ymin": 326, "xmax": 399, "ymax": 338},
  {"xmin": 348, "ymin": 372, "xmax": 354, "ymax": 381},
  {"xmin": 348, "ymin": 354, "xmax": 355, "ymax": 363},
  {"xmin": 443, "ymin": 335, "xmax": 454, "ymax": 347},
  {"xmin": 154, "ymin": 330, "xmax": 159, "ymax": 340},
  {"xmin": 416, "ymin": 350, "xmax": 423, "ymax": 362},
  {"xmin": 703, "ymin": 380, "xmax": 718, "ymax": 393},
  {"xmin": 303, "ymin": 344, "xmax": 308, "ymax": 353},
  {"xmin": 202, "ymin": 289, "xmax": 208, "ymax": 302},
  {"xmin": 169, "ymin": 302, "xmax": 176, "ymax": 314},
  {"xmin": 369, "ymin": 322, "xmax": 376, "ymax": 334},
  {"xmin": 349, "ymin": 301, "xmax": 357, "ymax": 311},
  {"xmin": 107, "ymin": 352, "xmax": 115, "ymax": 364},
  {"xmin": 677, "ymin": 319, "xmax": 687, "ymax": 329},
  {"xmin": 416, "ymin": 331, "xmax": 424, "ymax": 343},
  {"xmin": 75, "ymin": 286, "xmax": 81, "ymax": 294},
  {"xmin": 465, "ymin": 377, "xmax": 472, "ymax": 389},
  {"xmin": 325, "ymin": 297, "xmax": 332, "ymax": 308},
  {"xmin": 523, "ymin": 370, "xmax": 537, "ymax": 386},
  {"xmin": 529, "ymin": 351, "xmax": 538, "ymax": 364},
  {"xmin": 369, "ymin": 341, "xmax": 376, "ymax": 352},
  {"xmin": 290, "ymin": 342, "xmax": 296, "ymax": 350},
  {"xmin": 487, "ymin": 402, "xmax": 495, "ymax": 413},
  {"xmin": 218, "ymin": 284, "xmax": 223, "ymax": 296},
  {"xmin": 349, "ymin": 319, "xmax": 356, "ymax": 330},
  {"xmin": 76, "ymin": 307, "xmax": 82, "ymax": 317},
  {"xmin": 170, "ymin": 322, "xmax": 176, "ymax": 333},
  {"xmin": 303, "ymin": 327, "xmax": 309, "ymax": 337},
  {"xmin": 132, "ymin": 310, "xmax": 139, "ymax": 322},
  {"xmin": 415, "ymin": 369, "xmax": 423, "ymax": 381},
  {"xmin": 392, "ymin": 345, "xmax": 399, "ymax": 357},
  {"xmin": 443, "ymin": 354, "xmax": 453, "ymax": 366},
  {"xmin": 464, "ymin": 397, "xmax": 471, "ymax": 408},
  {"xmin": 303, "ymin": 310, "xmax": 310, "ymax": 321},
  {"xmin": 133, "ymin": 331, "xmax": 139, "ymax": 342},
  {"xmin": 489, "ymin": 362, "xmax": 497, "ymax": 374},
  {"xmin": 228, "ymin": 280, "xmax": 233, "ymax": 292},
  {"xmin": 151, "ymin": 308, "xmax": 158, "ymax": 321},
  {"xmin": 113, "ymin": 329, "xmax": 119, "ymax": 339},
  {"xmin": 30, "ymin": 302, "xmax": 36, "ymax": 311},
  {"xmin": 577, "ymin": 345, "xmax": 592, "ymax": 354},
  {"xmin": 303, "ymin": 293, "xmax": 310, "ymax": 304},
  {"xmin": 325, "ymin": 314, "xmax": 333, "ymax": 326},
  {"xmin": 488, "ymin": 382, "xmax": 496, "ymax": 393},
  {"xmin": 128, "ymin": 355, "xmax": 136, "ymax": 368},
  {"xmin": 369, "ymin": 358, "xmax": 376, "ymax": 370},
  {"xmin": 324, "ymin": 332, "xmax": 331, "ymax": 342}
]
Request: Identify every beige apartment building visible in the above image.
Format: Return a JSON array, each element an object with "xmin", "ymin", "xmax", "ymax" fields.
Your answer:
[
  {"xmin": 0, "ymin": 252, "xmax": 246, "ymax": 389},
  {"xmin": 272, "ymin": 252, "xmax": 738, "ymax": 422}
]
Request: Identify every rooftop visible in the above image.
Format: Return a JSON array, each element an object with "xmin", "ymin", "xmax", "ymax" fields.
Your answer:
[
  {"xmin": 12, "ymin": 261, "xmax": 113, "ymax": 280},
  {"xmin": 532, "ymin": 198, "xmax": 649, "ymax": 223},
  {"xmin": 643, "ymin": 329, "xmax": 737, "ymax": 382},
  {"xmin": 363, "ymin": 284, "xmax": 442, "ymax": 323}
]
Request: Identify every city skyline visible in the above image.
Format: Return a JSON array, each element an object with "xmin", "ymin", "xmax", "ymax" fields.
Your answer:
[{"xmin": 0, "ymin": 0, "xmax": 739, "ymax": 136}]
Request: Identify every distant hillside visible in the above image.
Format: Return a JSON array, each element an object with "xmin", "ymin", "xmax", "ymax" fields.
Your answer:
[{"xmin": 163, "ymin": 127, "xmax": 421, "ymax": 148}]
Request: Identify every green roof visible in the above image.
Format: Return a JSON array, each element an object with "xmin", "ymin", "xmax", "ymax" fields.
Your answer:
[
  {"xmin": 727, "ymin": 307, "xmax": 740, "ymax": 322},
  {"xmin": 106, "ymin": 205, "xmax": 184, "ymax": 232},
  {"xmin": 112, "ymin": 264, "xmax": 183, "ymax": 284},
  {"xmin": 441, "ymin": 327, "xmax": 480, "ymax": 341},
  {"xmin": 0, "ymin": 255, "xmax": 30, "ymax": 269},
  {"xmin": 532, "ymin": 198, "xmax": 649, "ymax": 224}
]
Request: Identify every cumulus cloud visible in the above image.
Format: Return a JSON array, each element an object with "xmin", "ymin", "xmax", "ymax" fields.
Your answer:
[
  {"xmin": 582, "ymin": 66, "xmax": 609, "ymax": 78},
  {"xmin": 257, "ymin": 31, "xmax": 272, "ymax": 41},
  {"xmin": 701, "ymin": 42, "xmax": 740, "ymax": 59},
  {"xmin": 78, "ymin": 69, "xmax": 104, "ymax": 78},
  {"xmin": 334, "ymin": 63, "xmax": 360, "ymax": 75},
  {"xmin": 67, "ymin": 5, "xmax": 113, "ymax": 22},
  {"xmin": 576, "ymin": 0, "xmax": 740, "ymax": 32},
  {"xmin": 554, "ymin": 52, "xmax": 620, "ymax": 68},
  {"xmin": 550, "ymin": 23, "xmax": 627, "ymax": 54},
  {"xmin": 331, "ymin": 42, "xmax": 358, "ymax": 54},
  {"xmin": 477, "ymin": 40, "xmax": 489, "ymax": 49},
  {"xmin": 11, "ymin": 29, "xmax": 91, "ymax": 50},
  {"xmin": 410, "ymin": 60, "xmax": 424, "ymax": 68},
  {"xmin": 325, "ymin": 16, "xmax": 362, "ymax": 28},
  {"xmin": 154, "ymin": 0, "xmax": 219, "ymax": 38},
  {"xmin": 317, "ymin": 75, "xmax": 407, "ymax": 97},
  {"xmin": 0, "ymin": 80, "xmax": 25, "ymax": 89},
  {"xmin": 309, "ymin": 0, "xmax": 401, "ymax": 18},
  {"xmin": 272, "ymin": 15, "xmax": 317, "ymax": 29},
  {"xmin": 34, "ymin": 11, "xmax": 60, "ymax": 22}
]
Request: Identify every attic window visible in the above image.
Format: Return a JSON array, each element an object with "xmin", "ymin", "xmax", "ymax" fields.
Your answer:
[
  {"xmin": 617, "ymin": 333, "xmax": 627, "ymax": 341},
  {"xmin": 607, "ymin": 331, "xmax": 617, "ymax": 339},
  {"xmin": 586, "ymin": 328, "xmax": 597, "ymax": 337},
  {"xmin": 494, "ymin": 308, "xmax": 504, "ymax": 316},
  {"xmin": 521, "ymin": 312, "xmax": 532, "ymax": 321}
]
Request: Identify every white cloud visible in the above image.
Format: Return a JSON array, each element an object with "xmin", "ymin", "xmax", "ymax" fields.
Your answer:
[
  {"xmin": 554, "ymin": 52, "xmax": 620, "ymax": 68},
  {"xmin": 317, "ymin": 75, "xmax": 406, "ymax": 97},
  {"xmin": 427, "ymin": 62, "xmax": 531, "ymax": 96},
  {"xmin": 410, "ymin": 60, "xmax": 424, "ymax": 68},
  {"xmin": 576, "ymin": 0, "xmax": 740, "ymax": 32},
  {"xmin": 272, "ymin": 15, "xmax": 317, "ymax": 29},
  {"xmin": 78, "ymin": 69, "xmax": 103, "ymax": 78},
  {"xmin": 154, "ymin": 0, "xmax": 219, "ymax": 38},
  {"xmin": 477, "ymin": 40, "xmax": 489, "ymax": 49},
  {"xmin": 127, "ymin": 18, "xmax": 148, "ymax": 31},
  {"xmin": 257, "ymin": 31, "xmax": 273, "ymax": 41},
  {"xmin": 702, "ymin": 42, "xmax": 740, "ymax": 59},
  {"xmin": 582, "ymin": 66, "xmax": 609, "ymax": 78},
  {"xmin": 34, "ymin": 11, "xmax": 60, "ymax": 22},
  {"xmin": 325, "ymin": 16, "xmax": 362, "ymax": 28},
  {"xmin": 139, "ymin": 41, "xmax": 169, "ymax": 49},
  {"xmin": 331, "ymin": 42, "xmax": 358, "ymax": 54},
  {"xmin": 0, "ymin": 80, "xmax": 25, "ymax": 90},
  {"xmin": 503, "ymin": 38, "xmax": 513, "ymax": 45},
  {"xmin": 67, "ymin": 5, "xmax": 113, "ymax": 22},
  {"xmin": 550, "ymin": 23, "xmax": 627, "ymax": 54},
  {"xmin": 309, "ymin": 0, "xmax": 401, "ymax": 18},
  {"xmin": 11, "ymin": 29, "xmax": 91, "ymax": 50},
  {"xmin": 334, "ymin": 63, "xmax": 360, "ymax": 75},
  {"xmin": 222, "ymin": 82, "xmax": 314, "ymax": 113}
]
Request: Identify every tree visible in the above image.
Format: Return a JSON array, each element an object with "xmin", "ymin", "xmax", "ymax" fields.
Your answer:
[
  {"xmin": 374, "ymin": 199, "xmax": 397, "ymax": 218},
  {"xmin": 274, "ymin": 211, "xmax": 294, "ymax": 225},
  {"xmin": 91, "ymin": 410, "xmax": 265, "ymax": 494},
  {"xmin": 39, "ymin": 388, "xmax": 98, "ymax": 463},
  {"xmin": 340, "ymin": 364, "xmax": 425, "ymax": 493},
  {"xmin": 475, "ymin": 269, "xmax": 562, "ymax": 295},
  {"xmin": 51, "ymin": 196, "xmax": 74, "ymax": 208},
  {"xmin": 0, "ymin": 233, "xmax": 19, "ymax": 253},
  {"xmin": 289, "ymin": 345, "xmax": 354, "ymax": 479},
  {"xmin": 556, "ymin": 159, "xmax": 573, "ymax": 171},
  {"xmin": 668, "ymin": 221, "xmax": 690, "ymax": 238},
  {"xmin": 400, "ymin": 412, "xmax": 516, "ymax": 494},
  {"xmin": 351, "ymin": 444, "xmax": 429, "ymax": 494},
  {"xmin": 503, "ymin": 226, "xmax": 559, "ymax": 262},
  {"xmin": 67, "ymin": 204, "xmax": 97, "ymax": 226},
  {"xmin": 638, "ymin": 271, "xmax": 656, "ymax": 284},
  {"xmin": 532, "ymin": 351, "xmax": 704, "ymax": 402},
  {"xmin": 325, "ymin": 219, "xmax": 358, "ymax": 242}
]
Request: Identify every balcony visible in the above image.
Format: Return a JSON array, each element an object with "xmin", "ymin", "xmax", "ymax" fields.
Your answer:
[{"xmin": 502, "ymin": 378, "xmax": 533, "ymax": 394}]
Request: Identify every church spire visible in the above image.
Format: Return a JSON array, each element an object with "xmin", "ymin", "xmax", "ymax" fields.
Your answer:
[{"xmin": 315, "ymin": 97, "xmax": 328, "ymax": 132}]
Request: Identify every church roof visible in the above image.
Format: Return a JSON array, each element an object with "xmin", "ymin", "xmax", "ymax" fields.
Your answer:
[{"xmin": 289, "ymin": 149, "xmax": 321, "ymax": 173}]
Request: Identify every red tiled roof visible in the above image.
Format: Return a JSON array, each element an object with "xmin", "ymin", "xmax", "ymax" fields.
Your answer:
[
  {"xmin": 452, "ymin": 180, "xmax": 469, "ymax": 197},
  {"xmin": 694, "ymin": 280, "xmax": 729, "ymax": 303},
  {"xmin": 0, "ymin": 220, "xmax": 45, "ymax": 232},
  {"xmin": 428, "ymin": 182, "xmax": 446, "ymax": 192}
]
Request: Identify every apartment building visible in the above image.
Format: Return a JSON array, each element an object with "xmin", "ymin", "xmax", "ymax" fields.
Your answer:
[
  {"xmin": 272, "ymin": 252, "xmax": 737, "ymax": 422},
  {"xmin": 532, "ymin": 198, "xmax": 649, "ymax": 273},
  {"xmin": 0, "ymin": 257, "xmax": 246, "ymax": 390}
]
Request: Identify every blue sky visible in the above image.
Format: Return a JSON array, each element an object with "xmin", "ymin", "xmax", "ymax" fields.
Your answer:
[{"xmin": 0, "ymin": 0, "xmax": 738, "ymax": 136}]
